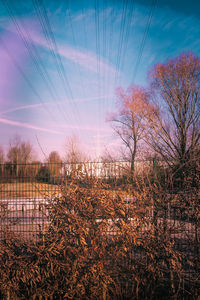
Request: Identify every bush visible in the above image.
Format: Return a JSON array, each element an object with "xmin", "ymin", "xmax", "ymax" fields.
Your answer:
[
  {"xmin": 0, "ymin": 177, "xmax": 199, "ymax": 299},
  {"xmin": 36, "ymin": 166, "xmax": 51, "ymax": 183}
]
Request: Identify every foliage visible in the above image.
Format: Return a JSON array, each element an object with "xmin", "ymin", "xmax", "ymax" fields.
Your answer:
[
  {"xmin": 36, "ymin": 165, "xmax": 51, "ymax": 183},
  {"xmin": 0, "ymin": 175, "xmax": 198, "ymax": 299},
  {"xmin": 148, "ymin": 53, "xmax": 200, "ymax": 184},
  {"xmin": 7, "ymin": 135, "xmax": 34, "ymax": 165},
  {"xmin": 64, "ymin": 134, "xmax": 87, "ymax": 164},
  {"xmin": 110, "ymin": 85, "xmax": 156, "ymax": 171},
  {"xmin": 46, "ymin": 151, "xmax": 63, "ymax": 184},
  {"xmin": 0, "ymin": 145, "xmax": 4, "ymax": 165}
]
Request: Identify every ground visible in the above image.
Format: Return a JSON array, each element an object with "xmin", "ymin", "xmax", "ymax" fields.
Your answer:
[{"xmin": 0, "ymin": 182, "xmax": 61, "ymax": 198}]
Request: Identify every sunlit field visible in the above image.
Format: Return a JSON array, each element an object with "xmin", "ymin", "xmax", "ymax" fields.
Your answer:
[{"xmin": 0, "ymin": 182, "xmax": 61, "ymax": 199}]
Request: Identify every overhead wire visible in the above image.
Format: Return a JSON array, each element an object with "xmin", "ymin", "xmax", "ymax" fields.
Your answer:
[
  {"xmin": 1, "ymin": 0, "xmax": 74, "ymax": 126},
  {"xmin": 117, "ymin": 0, "xmax": 135, "ymax": 85},
  {"xmin": 99, "ymin": 0, "xmax": 104, "ymax": 139},
  {"xmin": 81, "ymin": 0, "xmax": 90, "ymax": 101},
  {"xmin": 81, "ymin": 0, "xmax": 88, "ymax": 51},
  {"xmin": 131, "ymin": 0, "xmax": 157, "ymax": 84},
  {"xmin": 106, "ymin": 1, "xmax": 116, "ymax": 114},
  {"xmin": 108, "ymin": 0, "xmax": 128, "ymax": 114},
  {"xmin": 66, "ymin": 0, "xmax": 86, "ymax": 100},
  {"xmin": 94, "ymin": 0, "xmax": 101, "ymax": 158},
  {"xmin": 101, "ymin": 0, "xmax": 108, "ymax": 136},
  {"xmin": 114, "ymin": 0, "xmax": 128, "ymax": 87},
  {"xmin": 0, "ymin": 36, "xmax": 58, "ymax": 124},
  {"xmin": 111, "ymin": 0, "xmax": 127, "ymax": 112},
  {"xmin": 32, "ymin": 0, "xmax": 83, "ymax": 126},
  {"xmin": 1, "ymin": 0, "xmax": 157, "ymax": 159},
  {"xmin": 31, "ymin": 0, "xmax": 76, "ymax": 125}
]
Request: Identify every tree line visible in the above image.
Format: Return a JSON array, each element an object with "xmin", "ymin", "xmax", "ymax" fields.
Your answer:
[
  {"xmin": 0, "ymin": 134, "xmax": 86, "ymax": 181},
  {"xmin": 0, "ymin": 52, "xmax": 199, "ymax": 187}
]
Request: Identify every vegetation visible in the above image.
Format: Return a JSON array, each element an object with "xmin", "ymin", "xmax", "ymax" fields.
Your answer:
[
  {"xmin": 110, "ymin": 53, "xmax": 200, "ymax": 188},
  {"xmin": 0, "ymin": 182, "xmax": 61, "ymax": 198},
  {"xmin": 0, "ymin": 172, "xmax": 199, "ymax": 299},
  {"xmin": 148, "ymin": 53, "xmax": 200, "ymax": 187},
  {"xmin": 110, "ymin": 85, "xmax": 155, "ymax": 171},
  {"xmin": 0, "ymin": 52, "xmax": 199, "ymax": 299}
]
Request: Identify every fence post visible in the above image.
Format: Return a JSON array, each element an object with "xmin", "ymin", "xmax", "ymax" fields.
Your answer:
[
  {"xmin": 152, "ymin": 195, "xmax": 158, "ymax": 239},
  {"xmin": 167, "ymin": 202, "xmax": 170, "ymax": 220},
  {"xmin": 195, "ymin": 210, "xmax": 199, "ymax": 265}
]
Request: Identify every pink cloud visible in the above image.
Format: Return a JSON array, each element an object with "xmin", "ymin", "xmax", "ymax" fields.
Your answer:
[
  {"xmin": 0, "ymin": 117, "xmax": 63, "ymax": 134},
  {"xmin": 0, "ymin": 103, "xmax": 42, "ymax": 115},
  {"xmin": 92, "ymin": 133, "xmax": 113, "ymax": 139},
  {"xmin": 59, "ymin": 123, "xmax": 113, "ymax": 133},
  {"xmin": 1, "ymin": 95, "xmax": 115, "ymax": 115},
  {"xmin": 58, "ymin": 44, "xmax": 118, "ymax": 76},
  {"xmin": 29, "ymin": 27, "xmax": 120, "ymax": 76},
  {"xmin": 0, "ymin": 27, "xmax": 28, "ymax": 107}
]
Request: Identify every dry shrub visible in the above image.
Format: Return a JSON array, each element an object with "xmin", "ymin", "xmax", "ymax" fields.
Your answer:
[{"xmin": 0, "ymin": 176, "xmax": 198, "ymax": 299}]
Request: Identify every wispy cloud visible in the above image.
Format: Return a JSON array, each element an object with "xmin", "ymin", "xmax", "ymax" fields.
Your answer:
[
  {"xmin": 92, "ymin": 133, "xmax": 113, "ymax": 139},
  {"xmin": 59, "ymin": 123, "xmax": 112, "ymax": 133},
  {"xmin": 1, "ymin": 95, "xmax": 115, "ymax": 115},
  {"xmin": 0, "ymin": 117, "xmax": 63, "ymax": 134},
  {"xmin": 29, "ymin": 27, "xmax": 120, "ymax": 76},
  {"xmin": 72, "ymin": 9, "xmax": 95, "ymax": 22},
  {"xmin": 0, "ymin": 103, "xmax": 42, "ymax": 115},
  {"xmin": 0, "ymin": 17, "xmax": 119, "ymax": 77}
]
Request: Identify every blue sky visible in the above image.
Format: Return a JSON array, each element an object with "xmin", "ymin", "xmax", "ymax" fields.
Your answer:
[{"xmin": 0, "ymin": 0, "xmax": 199, "ymax": 160}]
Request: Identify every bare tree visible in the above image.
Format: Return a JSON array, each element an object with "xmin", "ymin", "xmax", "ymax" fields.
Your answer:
[
  {"xmin": 110, "ymin": 85, "xmax": 156, "ymax": 171},
  {"xmin": 101, "ymin": 147, "xmax": 119, "ymax": 163},
  {"xmin": 20, "ymin": 142, "xmax": 33, "ymax": 164},
  {"xmin": 148, "ymin": 53, "xmax": 200, "ymax": 176},
  {"xmin": 0, "ymin": 145, "xmax": 4, "ymax": 175},
  {"xmin": 48, "ymin": 151, "xmax": 62, "ymax": 178},
  {"xmin": 7, "ymin": 135, "xmax": 21, "ymax": 164},
  {"xmin": 64, "ymin": 135, "xmax": 86, "ymax": 163},
  {"xmin": 7, "ymin": 135, "xmax": 34, "ymax": 176},
  {"xmin": 64, "ymin": 135, "xmax": 88, "ymax": 178},
  {"xmin": 48, "ymin": 151, "xmax": 62, "ymax": 163},
  {"xmin": 7, "ymin": 136, "xmax": 33, "ymax": 164},
  {"xmin": 29, "ymin": 160, "xmax": 42, "ymax": 178},
  {"xmin": 0, "ymin": 146, "xmax": 4, "ymax": 164}
]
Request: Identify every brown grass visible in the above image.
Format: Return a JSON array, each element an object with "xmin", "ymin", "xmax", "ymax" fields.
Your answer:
[{"xmin": 0, "ymin": 182, "xmax": 61, "ymax": 199}]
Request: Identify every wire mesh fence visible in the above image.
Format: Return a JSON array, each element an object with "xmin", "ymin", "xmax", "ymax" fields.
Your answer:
[
  {"xmin": 0, "ymin": 162, "xmax": 61, "ymax": 241},
  {"xmin": 0, "ymin": 161, "xmax": 199, "ymax": 238},
  {"xmin": 0, "ymin": 162, "xmax": 199, "ymax": 295}
]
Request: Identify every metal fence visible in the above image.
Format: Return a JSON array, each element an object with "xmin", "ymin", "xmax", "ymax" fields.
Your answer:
[
  {"xmin": 0, "ymin": 162, "xmax": 63, "ymax": 241},
  {"xmin": 0, "ymin": 162, "xmax": 199, "ymax": 292},
  {"xmin": 0, "ymin": 160, "xmax": 157, "ymax": 181},
  {"xmin": 0, "ymin": 161, "xmax": 199, "ymax": 236}
]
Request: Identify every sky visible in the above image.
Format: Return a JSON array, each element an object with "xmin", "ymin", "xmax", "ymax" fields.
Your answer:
[{"xmin": 0, "ymin": 0, "xmax": 199, "ymax": 161}]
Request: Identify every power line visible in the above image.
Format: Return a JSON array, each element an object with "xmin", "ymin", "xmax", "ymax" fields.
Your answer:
[
  {"xmin": 34, "ymin": 0, "xmax": 82, "ymax": 125},
  {"xmin": 94, "ymin": 0, "xmax": 101, "ymax": 158},
  {"xmin": 1, "ymin": 0, "xmax": 74, "ymax": 126},
  {"xmin": 107, "ymin": 4, "xmax": 116, "ymax": 114},
  {"xmin": 107, "ymin": 0, "xmax": 134, "ymax": 114},
  {"xmin": 66, "ymin": 0, "xmax": 86, "ymax": 100},
  {"xmin": 114, "ymin": 0, "xmax": 128, "ymax": 87},
  {"xmin": 117, "ymin": 0, "xmax": 135, "ymax": 85},
  {"xmin": 131, "ymin": 0, "xmax": 157, "ymax": 84},
  {"xmin": 0, "ymin": 36, "xmax": 58, "ymax": 124},
  {"xmin": 32, "ymin": 0, "xmax": 77, "ymax": 125}
]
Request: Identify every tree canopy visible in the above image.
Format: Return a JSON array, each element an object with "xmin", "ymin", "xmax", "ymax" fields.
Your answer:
[
  {"xmin": 110, "ymin": 85, "xmax": 156, "ymax": 171},
  {"xmin": 148, "ymin": 53, "xmax": 200, "ymax": 172}
]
